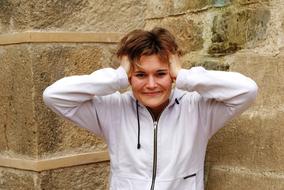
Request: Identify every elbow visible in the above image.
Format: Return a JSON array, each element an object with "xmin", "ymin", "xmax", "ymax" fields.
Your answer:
[
  {"xmin": 246, "ymin": 80, "xmax": 258, "ymax": 103},
  {"xmin": 42, "ymin": 87, "xmax": 54, "ymax": 107}
]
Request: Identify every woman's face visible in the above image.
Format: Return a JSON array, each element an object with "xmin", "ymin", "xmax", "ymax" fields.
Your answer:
[{"xmin": 130, "ymin": 54, "xmax": 173, "ymax": 113}]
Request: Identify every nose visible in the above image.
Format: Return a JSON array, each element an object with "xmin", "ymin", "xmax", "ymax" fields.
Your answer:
[{"xmin": 146, "ymin": 76, "xmax": 157, "ymax": 89}]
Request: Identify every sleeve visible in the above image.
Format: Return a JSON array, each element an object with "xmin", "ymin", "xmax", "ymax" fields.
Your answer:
[
  {"xmin": 176, "ymin": 66, "xmax": 258, "ymax": 138},
  {"xmin": 42, "ymin": 66, "xmax": 129, "ymax": 138}
]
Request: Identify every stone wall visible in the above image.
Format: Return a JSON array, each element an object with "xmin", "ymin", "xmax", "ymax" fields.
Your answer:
[{"xmin": 0, "ymin": 0, "xmax": 283, "ymax": 189}]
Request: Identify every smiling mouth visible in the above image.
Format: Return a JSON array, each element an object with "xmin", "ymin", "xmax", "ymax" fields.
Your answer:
[{"xmin": 143, "ymin": 91, "xmax": 162, "ymax": 96}]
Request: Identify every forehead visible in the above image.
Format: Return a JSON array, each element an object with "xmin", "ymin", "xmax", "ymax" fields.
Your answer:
[{"xmin": 133, "ymin": 55, "xmax": 169, "ymax": 71}]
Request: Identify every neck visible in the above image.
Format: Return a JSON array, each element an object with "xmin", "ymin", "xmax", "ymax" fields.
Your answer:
[
  {"xmin": 147, "ymin": 100, "xmax": 169, "ymax": 121},
  {"xmin": 147, "ymin": 108, "xmax": 160, "ymax": 121}
]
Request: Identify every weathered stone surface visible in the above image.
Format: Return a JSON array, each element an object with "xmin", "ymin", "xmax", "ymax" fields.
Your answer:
[
  {"xmin": 0, "ymin": 0, "xmax": 284, "ymax": 189},
  {"xmin": 39, "ymin": 161, "xmax": 110, "ymax": 190},
  {"xmin": 237, "ymin": 0, "xmax": 270, "ymax": 5},
  {"xmin": 0, "ymin": 162, "xmax": 110, "ymax": 190},
  {"xmin": 145, "ymin": 16, "xmax": 204, "ymax": 54},
  {"xmin": 209, "ymin": 7, "xmax": 270, "ymax": 55},
  {"xmin": 146, "ymin": 0, "xmax": 213, "ymax": 18},
  {"xmin": 213, "ymin": 0, "xmax": 231, "ymax": 7},
  {"xmin": 0, "ymin": 167, "xmax": 38, "ymax": 189},
  {"xmin": 190, "ymin": 59, "xmax": 230, "ymax": 71},
  {"xmin": 0, "ymin": 0, "xmax": 87, "ymax": 33},
  {"xmin": 171, "ymin": 0, "xmax": 213, "ymax": 14},
  {"xmin": 180, "ymin": 51, "xmax": 230, "ymax": 70},
  {"xmin": 145, "ymin": 0, "xmax": 172, "ymax": 18},
  {"xmin": 206, "ymin": 112, "xmax": 284, "ymax": 171},
  {"xmin": 0, "ymin": 0, "xmax": 146, "ymax": 33},
  {"xmin": 29, "ymin": 0, "xmax": 89, "ymax": 30},
  {"xmin": 0, "ymin": 45, "xmax": 37, "ymax": 157},
  {"xmin": 281, "ymin": 15, "xmax": 284, "ymax": 45},
  {"xmin": 52, "ymin": 0, "xmax": 146, "ymax": 32},
  {"xmin": 206, "ymin": 166, "xmax": 284, "ymax": 190},
  {"xmin": 228, "ymin": 51, "xmax": 284, "ymax": 109},
  {"xmin": 32, "ymin": 44, "xmax": 116, "ymax": 157},
  {"xmin": 206, "ymin": 51, "xmax": 284, "ymax": 171}
]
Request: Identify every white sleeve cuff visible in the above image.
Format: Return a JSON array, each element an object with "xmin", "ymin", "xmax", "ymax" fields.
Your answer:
[{"xmin": 175, "ymin": 69, "xmax": 189, "ymax": 90}]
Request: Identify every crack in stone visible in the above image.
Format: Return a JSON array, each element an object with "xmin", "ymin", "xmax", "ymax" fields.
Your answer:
[{"xmin": 3, "ymin": 124, "xmax": 9, "ymax": 150}]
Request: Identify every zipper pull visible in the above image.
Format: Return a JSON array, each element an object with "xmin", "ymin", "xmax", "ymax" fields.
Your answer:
[{"xmin": 153, "ymin": 121, "xmax": 158, "ymax": 129}]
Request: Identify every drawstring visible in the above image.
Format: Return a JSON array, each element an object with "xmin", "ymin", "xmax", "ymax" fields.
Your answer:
[
  {"xmin": 175, "ymin": 98, "xmax": 179, "ymax": 104},
  {"xmin": 136, "ymin": 100, "xmax": 141, "ymax": 149},
  {"xmin": 135, "ymin": 98, "xmax": 180, "ymax": 150}
]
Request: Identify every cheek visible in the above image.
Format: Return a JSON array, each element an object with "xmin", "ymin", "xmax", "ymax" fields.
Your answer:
[
  {"xmin": 130, "ymin": 78, "xmax": 144, "ymax": 92},
  {"xmin": 161, "ymin": 77, "xmax": 173, "ymax": 89}
]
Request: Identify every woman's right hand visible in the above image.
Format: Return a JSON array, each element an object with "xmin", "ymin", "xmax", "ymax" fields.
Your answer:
[{"xmin": 120, "ymin": 56, "xmax": 131, "ymax": 77}]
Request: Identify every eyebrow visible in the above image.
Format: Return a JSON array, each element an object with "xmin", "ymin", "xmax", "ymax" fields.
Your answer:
[
  {"xmin": 134, "ymin": 70, "xmax": 145, "ymax": 73},
  {"xmin": 156, "ymin": 69, "xmax": 168, "ymax": 72},
  {"xmin": 133, "ymin": 69, "xmax": 169, "ymax": 74}
]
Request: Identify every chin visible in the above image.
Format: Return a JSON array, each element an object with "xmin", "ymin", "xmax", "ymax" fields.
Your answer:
[
  {"xmin": 143, "ymin": 99, "xmax": 167, "ymax": 109},
  {"xmin": 135, "ymin": 93, "xmax": 170, "ymax": 109}
]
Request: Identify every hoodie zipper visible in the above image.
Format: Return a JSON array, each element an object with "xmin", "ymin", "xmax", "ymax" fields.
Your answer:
[
  {"xmin": 138, "ymin": 98, "xmax": 180, "ymax": 190},
  {"xmin": 146, "ymin": 103, "xmax": 169, "ymax": 190},
  {"xmin": 150, "ymin": 121, "xmax": 158, "ymax": 190}
]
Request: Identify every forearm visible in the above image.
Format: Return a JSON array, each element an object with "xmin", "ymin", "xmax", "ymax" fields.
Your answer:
[
  {"xmin": 176, "ymin": 67, "xmax": 258, "ymax": 107},
  {"xmin": 43, "ymin": 67, "xmax": 128, "ymax": 112}
]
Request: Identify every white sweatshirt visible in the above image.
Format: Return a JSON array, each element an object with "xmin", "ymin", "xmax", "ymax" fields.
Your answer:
[{"xmin": 43, "ymin": 66, "xmax": 258, "ymax": 190}]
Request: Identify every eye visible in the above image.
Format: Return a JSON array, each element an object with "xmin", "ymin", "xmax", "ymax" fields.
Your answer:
[
  {"xmin": 135, "ymin": 73, "xmax": 146, "ymax": 78},
  {"xmin": 156, "ymin": 72, "xmax": 167, "ymax": 77}
]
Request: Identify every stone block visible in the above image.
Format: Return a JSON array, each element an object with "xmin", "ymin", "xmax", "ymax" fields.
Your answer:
[
  {"xmin": 206, "ymin": 166, "xmax": 284, "ymax": 190},
  {"xmin": 228, "ymin": 51, "xmax": 284, "ymax": 109},
  {"xmin": 31, "ymin": 43, "xmax": 116, "ymax": 157},
  {"xmin": 0, "ymin": 0, "xmax": 29, "ymax": 33},
  {"xmin": 0, "ymin": 162, "xmax": 110, "ymax": 190},
  {"xmin": 206, "ymin": 112, "xmax": 284, "ymax": 171},
  {"xmin": 145, "ymin": 16, "xmax": 204, "ymax": 54},
  {"xmin": 209, "ymin": 7, "xmax": 270, "ymax": 55},
  {"xmin": 30, "ymin": 0, "xmax": 146, "ymax": 32},
  {"xmin": 39, "ymin": 162, "xmax": 110, "ymax": 190},
  {"xmin": 0, "ymin": 167, "xmax": 38, "ymax": 190},
  {"xmin": 0, "ymin": 0, "xmax": 146, "ymax": 33},
  {"xmin": 146, "ymin": 0, "xmax": 213, "ymax": 18},
  {"xmin": 0, "ymin": 45, "xmax": 37, "ymax": 157},
  {"xmin": 0, "ymin": 43, "xmax": 115, "ymax": 158},
  {"xmin": 73, "ymin": 0, "xmax": 146, "ymax": 32}
]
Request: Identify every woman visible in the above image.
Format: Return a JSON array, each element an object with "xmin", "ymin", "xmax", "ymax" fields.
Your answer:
[{"xmin": 43, "ymin": 27, "xmax": 258, "ymax": 190}]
